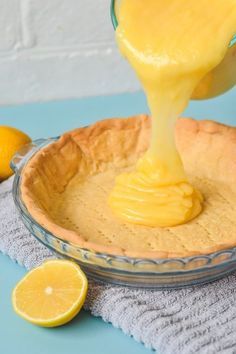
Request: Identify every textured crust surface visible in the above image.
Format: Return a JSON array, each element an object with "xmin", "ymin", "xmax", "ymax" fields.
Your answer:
[{"xmin": 21, "ymin": 115, "xmax": 236, "ymax": 258}]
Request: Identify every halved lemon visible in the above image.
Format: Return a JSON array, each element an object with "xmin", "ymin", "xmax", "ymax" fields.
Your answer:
[{"xmin": 12, "ymin": 260, "xmax": 88, "ymax": 327}]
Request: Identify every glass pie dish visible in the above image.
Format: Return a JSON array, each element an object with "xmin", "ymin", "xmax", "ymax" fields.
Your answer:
[{"xmin": 11, "ymin": 137, "xmax": 236, "ymax": 289}]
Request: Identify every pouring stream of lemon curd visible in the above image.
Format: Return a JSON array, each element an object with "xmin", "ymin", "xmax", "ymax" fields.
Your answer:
[{"xmin": 108, "ymin": 0, "xmax": 236, "ymax": 227}]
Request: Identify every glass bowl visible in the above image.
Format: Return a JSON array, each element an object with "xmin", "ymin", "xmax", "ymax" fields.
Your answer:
[
  {"xmin": 11, "ymin": 138, "xmax": 236, "ymax": 289},
  {"xmin": 110, "ymin": 0, "xmax": 236, "ymax": 100},
  {"xmin": 110, "ymin": 0, "xmax": 236, "ymax": 46}
]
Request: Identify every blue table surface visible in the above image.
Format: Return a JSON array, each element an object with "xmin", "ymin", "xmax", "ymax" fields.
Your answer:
[{"xmin": 0, "ymin": 89, "xmax": 236, "ymax": 354}]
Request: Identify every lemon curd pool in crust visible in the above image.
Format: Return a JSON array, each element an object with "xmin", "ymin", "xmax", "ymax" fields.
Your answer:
[{"xmin": 21, "ymin": 116, "xmax": 236, "ymax": 259}]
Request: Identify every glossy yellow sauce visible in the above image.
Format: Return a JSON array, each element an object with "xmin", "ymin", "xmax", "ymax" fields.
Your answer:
[{"xmin": 109, "ymin": 0, "xmax": 236, "ymax": 227}]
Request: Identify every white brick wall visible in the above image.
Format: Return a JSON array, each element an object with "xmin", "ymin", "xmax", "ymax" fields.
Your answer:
[{"xmin": 0, "ymin": 0, "xmax": 139, "ymax": 105}]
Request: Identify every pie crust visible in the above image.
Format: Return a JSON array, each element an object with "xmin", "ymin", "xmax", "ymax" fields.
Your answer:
[{"xmin": 21, "ymin": 115, "xmax": 236, "ymax": 258}]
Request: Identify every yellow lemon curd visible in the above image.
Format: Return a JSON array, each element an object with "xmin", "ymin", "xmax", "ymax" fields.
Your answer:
[{"xmin": 109, "ymin": 0, "xmax": 236, "ymax": 227}]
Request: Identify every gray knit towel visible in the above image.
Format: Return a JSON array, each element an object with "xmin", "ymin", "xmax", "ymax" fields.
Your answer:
[{"xmin": 1, "ymin": 177, "xmax": 236, "ymax": 354}]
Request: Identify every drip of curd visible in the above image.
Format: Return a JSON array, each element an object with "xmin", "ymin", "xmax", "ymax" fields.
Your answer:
[{"xmin": 109, "ymin": 0, "xmax": 236, "ymax": 227}]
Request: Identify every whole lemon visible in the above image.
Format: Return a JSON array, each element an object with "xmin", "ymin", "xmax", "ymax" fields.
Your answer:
[{"xmin": 0, "ymin": 126, "xmax": 31, "ymax": 181}]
